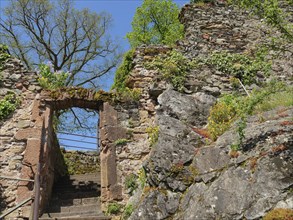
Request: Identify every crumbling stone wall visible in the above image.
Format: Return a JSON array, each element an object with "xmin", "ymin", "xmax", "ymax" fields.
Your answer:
[
  {"xmin": 0, "ymin": 58, "xmax": 42, "ymax": 216},
  {"xmin": 0, "ymin": 58, "xmax": 65, "ymax": 218}
]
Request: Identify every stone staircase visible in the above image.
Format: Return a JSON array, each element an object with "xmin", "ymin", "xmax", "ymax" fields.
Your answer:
[{"xmin": 40, "ymin": 173, "xmax": 110, "ymax": 220}]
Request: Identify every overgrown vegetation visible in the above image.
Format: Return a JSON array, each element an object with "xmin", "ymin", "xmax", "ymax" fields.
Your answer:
[
  {"xmin": 145, "ymin": 50, "xmax": 196, "ymax": 91},
  {"xmin": 112, "ymin": 49, "xmax": 135, "ymax": 91},
  {"xmin": 146, "ymin": 126, "xmax": 159, "ymax": 147},
  {"xmin": 37, "ymin": 63, "xmax": 68, "ymax": 89},
  {"xmin": 207, "ymin": 48, "xmax": 271, "ymax": 85},
  {"xmin": 124, "ymin": 173, "xmax": 138, "ymax": 195},
  {"xmin": 107, "ymin": 202, "xmax": 123, "ymax": 215},
  {"xmin": 0, "ymin": 93, "xmax": 20, "ymax": 121},
  {"xmin": 207, "ymin": 81, "xmax": 293, "ymax": 145},
  {"xmin": 263, "ymin": 208, "xmax": 293, "ymax": 220}
]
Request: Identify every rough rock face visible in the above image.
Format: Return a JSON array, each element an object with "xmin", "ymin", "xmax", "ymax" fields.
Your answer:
[
  {"xmin": 128, "ymin": 3, "xmax": 293, "ymax": 220},
  {"xmin": 130, "ymin": 107, "xmax": 293, "ymax": 220},
  {"xmin": 176, "ymin": 108, "xmax": 293, "ymax": 220}
]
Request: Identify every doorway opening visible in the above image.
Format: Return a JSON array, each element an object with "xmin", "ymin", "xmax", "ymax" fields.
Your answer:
[{"xmin": 41, "ymin": 107, "xmax": 104, "ymax": 218}]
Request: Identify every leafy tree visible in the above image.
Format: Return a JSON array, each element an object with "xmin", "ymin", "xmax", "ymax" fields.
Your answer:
[
  {"xmin": 0, "ymin": 0, "xmax": 121, "ymax": 134},
  {"xmin": 0, "ymin": 0, "xmax": 120, "ymax": 88},
  {"xmin": 126, "ymin": 0, "xmax": 184, "ymax": 48}
]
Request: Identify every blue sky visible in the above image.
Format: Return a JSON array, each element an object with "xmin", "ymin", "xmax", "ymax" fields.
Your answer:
[{"xmin": 0, "ymin": 0, "xmax": 189, "ymax": 150}]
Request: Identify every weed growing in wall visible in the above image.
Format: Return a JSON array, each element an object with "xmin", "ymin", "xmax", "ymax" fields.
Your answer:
[
  {"xmin": 0, "ymin": 93, "xmax": 20, "ymax": 121},
  {"xmin": 145, "ymin": 50, "xmax": 196, "ymax": 92},
  {"xmin": 146, "ymin": 126, "xmax": 159, "ymax": 147},
  {"xmin": 124, "ymin": 173, "xmax": 138, "ymax": 195},
  {"xmin": 114, "ymin": 138, "xmax": 130, "ymax": 146},
  {"xmin": 138, "ymin": 168, "xmax": 147, "ymax": 188},
  {"xmin": 107, "ymin": 202, "xmax": 123, "ymax": 215}
]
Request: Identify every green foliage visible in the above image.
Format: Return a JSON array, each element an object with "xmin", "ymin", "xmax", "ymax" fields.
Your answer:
[
  {"xmin": 207, "ymin": 49, "xmax": 271, "ymax": 85},
  {"xmin": 124, "ymin": 173, "xmax": 138, "ymax": 195},
  {"xmin": 37, "ymin": 63, "xmax": 68, "ymax": 89},
  {"xmin": 0, "ymin": 93, "xmax": 20, "ymax": 121},
  {"xmin": 126, "ymin": 0, "xmax": 184, "ymax": 48},
  {"xmin": 146, "ymin": 50, "xmax": 196, "ymax": 91},
  {"xmin": 1, "ymin": 0, "xmax": 118, "ymax": 88},
  {"xmin": 114, "ymin": 138, "xmax": 130, "ymax": 146},
  {"xmin": 263, "ymin": 208, "xmax": 293, "ymax": 220},
  {"xmin": 112, "ymin": 49, "xmax": 135, "ymax": 90},
  {"xmin": 107, "ymin": 202, "xmax": 123, "ymax": 215},
  {"xmin": 208, "ymin": 81, "xmax": 292, "ymax": 142},
  {"xmin": 122, "ymin": 204, "xmax": 134, "ymax": 220},
  {"xmin": 146, "ymin": 126, "xmax": 159, "ymax": 147},
  {"xmin": 0, "ymin": 44, "xmax": 10, "ymax": 72}
]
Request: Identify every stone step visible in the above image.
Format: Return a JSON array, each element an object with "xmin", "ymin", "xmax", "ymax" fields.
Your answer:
[
  {"xmin": 39, "ymin": 215, "xmax": 111, "ymax": 220},
  {"xmin": 52, "ymin": 191, "xmax": 100, "ymax": 200},
  {"xmin": 46, "ymin": 203, "xmax": 101, "ymax": 213},
  {"xmin": 49, "ymin": 197, "xmax": 100, "ymax": 207}
]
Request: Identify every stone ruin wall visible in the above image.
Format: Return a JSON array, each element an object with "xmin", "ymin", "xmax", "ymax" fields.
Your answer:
[
  {"xmin": 0, "ymin": 54, "xmax": 160, "ymax": 217},
  {"xmin": 1, "ymin": 2, "xmax": 293, "ymax": 219},
  {"xmin": 178, "ymin": 3, "xmax": 293, "ymax": 96},
  {"xmin": 0, "ymin": 58, "xmax": 65, "ymax": 218}
]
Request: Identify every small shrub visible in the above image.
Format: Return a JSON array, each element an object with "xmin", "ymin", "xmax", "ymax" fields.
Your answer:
[
  {"xmin": 107, "ymin": 202, "xmax": 123, "ymax": 215},
  {"xmin": 146, "ymin": 126, "xmax": 159, "ymax": 147},
  {"xmin": 0, "ymin": 93, "xmax": 20, "ymax": 121},
  {"xmin": 207, "ymin": 97, "xmax": 239, "ymax": 140},
  {"xmin": 124, "ymin": 173, "xmax": 138, "ymax": 195},
  {"xmin": 122, "ymin": 204, "xmax": 134, "ymax": 219},
  {"xmin": 263, "ymin": 208, "xmax": 293, "ymax": 220}
]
